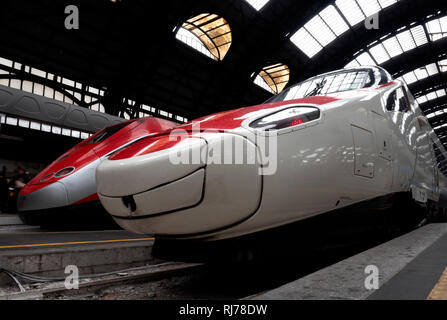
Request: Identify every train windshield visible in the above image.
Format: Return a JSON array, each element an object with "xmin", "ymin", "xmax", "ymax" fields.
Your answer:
[
  {"xmin": 87, "ymin": 121, "xmax": 132, "ymax": 144},
  {"xmin": 265, "ymin": 69, "xmax": 375, "ymax": 103}
]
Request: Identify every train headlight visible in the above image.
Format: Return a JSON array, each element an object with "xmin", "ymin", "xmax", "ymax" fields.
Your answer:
[
  {"xmin": 249, "ymin": 107, "xmax": 320, "ymax": 131},
  {"xmin": 54, "ymin": 167, "xmax": 75, "ymax": 177}
]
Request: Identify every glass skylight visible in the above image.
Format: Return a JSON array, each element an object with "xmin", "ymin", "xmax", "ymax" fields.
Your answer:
[
  {"xmin": 427, "ymin": 112, "xmax": 436, "ymax": 119},
  {"xmin": 254, "ymin": 63, "xmax": 290, "ymax": 94},
  {"xmin": 320, "ymin": 5, "xmax": 350, "ymax": 36},
  {"xmin": 176, "ymin": 13, "xmax": 232, "ymax": 61},
  {"xmin": 399, "ymin": 62, "xmax": 441, "ymax": 85},
  {"xmin": 346, "ymin": 25, "xmax": 428, "ymax": 67},
  {"xmin": 254, "ymin": 75, "xmax": 275, "ymax": 94},
  {"xmin": 434, "ymin": 123, "xmax": 447, "ymax": 130},
  {"xmin": 425, "ymin": 63, "xmax": 439, "ymax": 76},
  {"xmin": 175, "ymin": 28, "xmax": 216, "ymax": 60},
  {"xmin": 335, "ymin": 0, "xmax": 365, "ymax": 27},
  {"xmin": 440, "ymin": 59, "xmax": 447, "ymax": 72},
  {"xmin": 382, "ymin": 37, "xmax": 403, "ymax": 57},
  {"xmin": 306, "ymin": 15, "xmax": 337, "ymax": 47},
  {"xmin": 427, "ymin": 106, "xmax": 447, "ymax": 119},
  {"xmin": 291, "ymin": 0, "xmax": 400, "ymax": 58},
  {"xmin": 244, "ymin": 0, "xmax": 270, "ymax": 11},
  {"xmin": 417, "ymin": 88, "xmax": 447, "ymax": 104},
  {"xmin": 336, "ymin": 0, "xmax": 398, "ymax": 26},
  {"xmin": 369, "ymin": 44, "xmax": 390, "ymax": 64},
  {"xmin": 396, "ymin": 29, "xmax": 416, "ymax": 51},
  {"xmin": 426, "ymin": 16, "xmax": 447, "ymax": 42},
  {"xmin": 290, "ymin": 5, "xmax": 349, "ymax": 58},
  {"xmin": 290, "ymin": 28, "xmax": 323, "ymax": 58}
]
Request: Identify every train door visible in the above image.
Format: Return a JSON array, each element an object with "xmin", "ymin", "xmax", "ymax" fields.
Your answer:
[
  {"xmin": 371, "ymin": 110, "xmax": 393, "ymax": 191},
  {"xmin": 384, "ymin": 85, "xmax": 416, "ymax": 192},
  {"xmin": 351, "ymin": 125, "xmax": 375, "ymax": 178}
]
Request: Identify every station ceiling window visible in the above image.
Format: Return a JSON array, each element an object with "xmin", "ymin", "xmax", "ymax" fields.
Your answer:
[
  {"xmin": 345, "ymin": 24, "xmax": 428, "ymax": 67},
  {"xmin": 290, "ymin": 0, "xmax": 399, "ymax": 58},
  {"xmin": 433, "ymin": 116, "xmax": 447, "ymax": 130},
  {"xmin": 416, "ymin": 88, "xmax": 446, "ymax": 105},
  {"xmin": 175, "ymin": 13, "xmax": 232, "ymax": 61},
  {"xmin": 399, "ymin": 61, "xmax": 444, "ymax": 85},
  {"xmin": 440, "ymin": 59, "xmax": 447, "ymax": 72},
  {"xmin": 244, "ymin": 0, "xmax": 270, "ymax": 11},
  {"xmin": 253, "ymin": 63, "xmax": 290, "ymax": 94},
  {"xmin": 0, "ymin": 113, "xmax": 91, "ymax": 139},
  {"xmin": 427, "ymin": 105, "xmax": 447, "ymax": 119},
  {"xmin": 345, "ymin": 15, "xmax": 447, "ymax": 69},
  {"xmin": 336, "ymin": 0, "xmax": 398, "ymax": 26},
  {"xmin": 426, "ymin": 16, "xmax": 447, "ymax": 42}
]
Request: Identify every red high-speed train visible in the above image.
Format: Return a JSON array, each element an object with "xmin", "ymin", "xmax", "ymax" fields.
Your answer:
[
  {"xmin": 18, "ymin": 116, "xmax": 176, "ymax": 228},
  {"xmin": 96, "ymin": 66, "xmax": 447, "ymax": 242}
]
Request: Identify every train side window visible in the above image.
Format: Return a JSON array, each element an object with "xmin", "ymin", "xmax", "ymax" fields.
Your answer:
[
  {"xmin": 386, "ymin": 88, "xmax": 410, "ymax": 112},
  {"xmin": 385, "ymin": 91, "xmax": 397, "ymax": 111},
  {"xmin": 396, "ymin": 87, "xmax": 410, "ymax": 112}
]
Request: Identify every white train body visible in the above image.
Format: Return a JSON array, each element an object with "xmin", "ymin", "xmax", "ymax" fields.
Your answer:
[{"xmin": 96, "ymin": 66, "xmax": 447, "ymax": 241}]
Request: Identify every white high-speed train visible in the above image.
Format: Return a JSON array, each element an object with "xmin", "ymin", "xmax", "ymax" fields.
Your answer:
[{"xmin": 95, "ymin": 66, "xmax": 447, "ymax": 243}]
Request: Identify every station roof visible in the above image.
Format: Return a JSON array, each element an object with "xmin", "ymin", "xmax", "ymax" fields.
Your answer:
[{"xmin": 0, "ymin": 0, "xmax": 446, "ymax": 135}]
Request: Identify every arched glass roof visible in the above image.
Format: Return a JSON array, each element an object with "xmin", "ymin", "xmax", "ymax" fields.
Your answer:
[
  {"xmin": 339, "ymin": 15, "xmax": 447, "ymax": 123},
  {"xmin": 426, "ymin": 16, "xmax": 447, "ymax": 41},
  {"xmin": 427, "ymin": 105, "xmax": 447, "ymax": 120},
  {"xmin": 290, "ymin": 0, "xmax": 400, "ymax": 58},
  {"xmin": 434, "ymin": 120, "xmax": 447, "ymax": 131},
  {"xmin": 345, "ymin": 25, "xmax": 428, "ymax": 68},
  {"xmin": 253, "ymin": 63, "xmax": 290, "ymax": 94},
  {"xmin": 175, "ymin": 13, "xmax": 232, "ymax": 61},
  {"xmin": 398, "ymin": 62, "xmax": 442, "ymax": 85},
  {"xmin": 346, "ymin": 15, "xmax": 447, "ymax": 68},
  {"xmin": 175, "ymin": 27, "xmax": 217, "ymax": 60},
  {"xmin": 416, "ymin": 88, "xmax": 446, "ymax": 105}
]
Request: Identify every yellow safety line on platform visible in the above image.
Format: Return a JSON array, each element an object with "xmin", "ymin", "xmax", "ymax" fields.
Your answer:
[
  {"xmin": 427, "ymin": 267, "xmax": 447, "ymax": 300},
  {"xmin": 0, "ymin": 237, "xmax": 154, "ymax": 249},
  {"xmin": 1, "ymin": 230, "xmax": 130, "ymax": 235}
]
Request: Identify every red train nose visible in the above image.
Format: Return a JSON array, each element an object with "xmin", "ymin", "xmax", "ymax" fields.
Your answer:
[{"xmin": 19, "ymin": 182, "xmax": 69, "ymax": 212}]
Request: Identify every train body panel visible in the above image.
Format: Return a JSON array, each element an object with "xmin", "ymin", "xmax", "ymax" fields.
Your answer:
[
  {"xmin": 18, "ymin": 116, "xmax": 177, "ymax": 226},
  {"xmin": 96, "ymin": 67, "xmax": 447, "ymax": 240}
]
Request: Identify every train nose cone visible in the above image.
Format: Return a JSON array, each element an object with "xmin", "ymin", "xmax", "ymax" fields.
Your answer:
[
  {"xmin": 96, "ymin": 136, "xmax": 206, "ymax": 197},
  {"xmin": 19, "ymin": 182, "xmax": 69, "ymax": 212},
  {"xmin": 96, "ymin": 133, "xmax": 262, "ymax": 236}
]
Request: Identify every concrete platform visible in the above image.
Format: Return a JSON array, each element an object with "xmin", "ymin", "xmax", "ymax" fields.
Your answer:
[
  {"xmin": 251, "ymin": 223, "xmax": 447, "ymax": 300},
  {"xmin": 0, "ymin": 214, "xmax": 23, "ymax": 226},
  {"xmin": 0, "ymin": 214, "xmax": 39, "ymax": 232},
  {"xmin": 0, "ymin": 229, "xmax": 155, "ymax": 285}
]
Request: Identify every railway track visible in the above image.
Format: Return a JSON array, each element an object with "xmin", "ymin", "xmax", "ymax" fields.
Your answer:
[{"xmin": 0, "ymin": 262, "xmax": 203, "ymax": 300}]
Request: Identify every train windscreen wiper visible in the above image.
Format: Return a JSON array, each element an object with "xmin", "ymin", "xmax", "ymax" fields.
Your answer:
[{"xmin": 305, "ymin": 79, "xmax": 326, "ymax": 97}]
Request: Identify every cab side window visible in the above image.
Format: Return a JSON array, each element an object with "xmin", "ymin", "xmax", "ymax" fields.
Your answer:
[
  {"xmin": 386, "ymin": 91, "xmax": 397, "ymax": 111},
  {"xmin": 396, "ymin": 87, "xmax": 410, "ymax": 112},
  {"xmin": 385, "ymin": 87, "xmax": 411, "ymax": 112}
]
